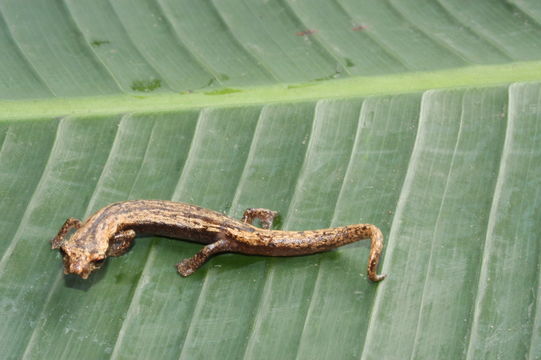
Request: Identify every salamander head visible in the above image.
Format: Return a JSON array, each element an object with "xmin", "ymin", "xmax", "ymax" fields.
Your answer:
[{"xmin": 57, "ymin": 231, "xmax": 107, "ymax": 279}]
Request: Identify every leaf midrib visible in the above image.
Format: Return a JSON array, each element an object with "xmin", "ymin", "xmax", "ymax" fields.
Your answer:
[{"xmin": 2, "ymin": 60, "xmax": 541, "ymax": 121}]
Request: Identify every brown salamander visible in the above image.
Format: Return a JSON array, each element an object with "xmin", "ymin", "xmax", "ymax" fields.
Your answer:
[{"xmin": 51, "ymin": 200, "xmax": 386, "ymax": 282}]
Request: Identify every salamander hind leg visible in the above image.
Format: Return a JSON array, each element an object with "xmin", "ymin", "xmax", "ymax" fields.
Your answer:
[
  {"xmin": 51, "ymin": 217, "xmax": 82, "ymax": 249},
  {"xmin": 242, "ymin": 208, "xmax": 279, "ymax": 229},
  {"xmin": 176, "ymin": 239, "xmax": 233, "ymax": 277},
  {"xmin": 107, "ymin": 229, "xmax": 136, "ymax": 257}
]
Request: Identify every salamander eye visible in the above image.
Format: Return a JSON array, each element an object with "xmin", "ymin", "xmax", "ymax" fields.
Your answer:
[{"xmin": 91, "ymin": 258, "xmax": 105, "ymax": 268}]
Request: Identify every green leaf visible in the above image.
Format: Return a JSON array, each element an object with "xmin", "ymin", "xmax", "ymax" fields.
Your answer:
[{"xmin": 1, "ymin": 1, "xmax": 541, "ymax": 359}]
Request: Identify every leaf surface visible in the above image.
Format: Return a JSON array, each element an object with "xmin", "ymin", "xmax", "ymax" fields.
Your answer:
[{"xmin": 1, "ymin": 1, "xmax": 541, "ymax": 359}]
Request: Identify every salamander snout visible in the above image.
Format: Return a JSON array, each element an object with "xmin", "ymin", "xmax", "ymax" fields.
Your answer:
[
  {"xmin": 65, "ymin": 257, "xmax": 105, "ymax": 279},
  {"xmin": 68, "ymin": 261, "xmax": 87, "ymax": 276},
  {"xmin": 59, "ymin": 248, "xmax": 105, "ymax": 279}
]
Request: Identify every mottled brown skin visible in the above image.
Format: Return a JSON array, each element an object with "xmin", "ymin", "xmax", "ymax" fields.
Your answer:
[{"xmin": 51, "ymin": 200, "xmax": 386, "ymax": 282}]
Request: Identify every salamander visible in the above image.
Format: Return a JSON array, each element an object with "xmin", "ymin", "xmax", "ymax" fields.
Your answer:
[{"xmin": 51, "ymin": 200, "xmax": 386, "ymax": 282}]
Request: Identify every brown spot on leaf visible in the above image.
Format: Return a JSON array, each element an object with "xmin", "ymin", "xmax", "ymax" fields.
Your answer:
[
  {"xmin": 296, "ymin": 29, "xmax": 317, "ymax": 36},
  {"xmin": 352, "ymin": 25, "xmax": 368, "ymax": 31}
]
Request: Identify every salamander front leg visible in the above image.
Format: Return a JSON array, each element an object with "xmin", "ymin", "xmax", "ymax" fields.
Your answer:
[
  {"xmin": 242, "ymin": 208, "xmax": 279, "ymax": 229},
  {"xmin": 51, "ymin": 217, "xmax": 82, "ymax": 249},
  {"xmin": 176, "ymin": 239, "xmax": 232, "ymax": 277},
  {"xmin": 107, "ymin": 230, "xmax": 136, "ymax": 257}
]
